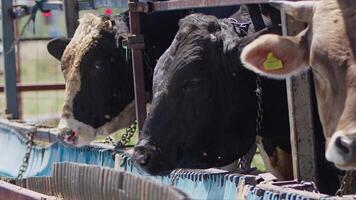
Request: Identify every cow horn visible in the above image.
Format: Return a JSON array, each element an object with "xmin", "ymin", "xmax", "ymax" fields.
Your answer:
[{"xmin": 269, "ymin": 0, "xmax": 318, "ymax": 22}]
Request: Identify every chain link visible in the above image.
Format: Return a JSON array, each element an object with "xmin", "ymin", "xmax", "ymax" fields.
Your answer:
[
  {"xmin": 237, "ymin": 75, "xmax": 263, "ymax": 169},
  {"xmin": 255, "ymin": 75, "xmax": 263, "ymax": 136},
  {"xmin": 104, "ymin": 135, "xmax": 116, "ymax": 146},
  {"xmin": 104, "ymin": 120, "xmax": 137, "ymax": 149},
  {"xmin": 17, "ymin": 131, "xmax": 35, "ymax": 180},
  {"xmin": 335, "ymin": 171, "xmax": 356, "ymax": 196}
]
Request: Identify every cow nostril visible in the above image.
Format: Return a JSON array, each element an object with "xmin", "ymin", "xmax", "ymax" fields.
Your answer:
[
  {"xmin": 335, "ymin": 136, "xmax": 352, "ymax": 155},
  {"xmin": 134, "ymin": 146, "xmax": 152, "ymax": 167},
  {"xmin": 139, "ymin": 153, "xmax": 151, "ymax": 166}
]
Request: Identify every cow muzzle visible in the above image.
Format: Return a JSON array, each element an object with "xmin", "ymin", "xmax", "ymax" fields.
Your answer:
[
  {"xmin": 326, "ymin": 131, "xmax": 356, "ymax": 170},
  {"xmin": 131, "ymin": 141, "xmax": 170, "ymax": 175},
  {"xmin": 132, "ymin": 145, "xmax": 154, "ymax": 167},
  {"xmin": 57, "ymin": 127, "xmax": 78, "ymax": 145}
]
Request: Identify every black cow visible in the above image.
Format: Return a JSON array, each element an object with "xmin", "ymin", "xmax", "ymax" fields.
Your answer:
[
  {"xmin": 132, "ymin": 14, "xmax": 293, "ymax": 179},
  {"xmin": 47, "ymin": 8, "xmax": 239, "ymax": 145}
]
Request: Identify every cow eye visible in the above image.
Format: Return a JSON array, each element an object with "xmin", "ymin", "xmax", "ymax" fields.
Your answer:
[
  {"xmin": 94, "ymin": 60, "xmax": 105, "ymax": 70},
  {"xmin": 182, "ymin": 79, "xmax": 202, "ymax": 92},
  {"xmin": 60, "ymin": 64, "xmax": 66, "ymax": 73}
]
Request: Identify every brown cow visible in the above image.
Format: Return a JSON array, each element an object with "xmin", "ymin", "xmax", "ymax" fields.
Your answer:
[{"xmin": 241, "ymin": 0, "xmax": 356, "ymax": 170}]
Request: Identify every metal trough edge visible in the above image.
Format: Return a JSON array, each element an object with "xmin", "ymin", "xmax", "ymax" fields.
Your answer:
[{"xmin": 0, "ymin": 180, "xmax": 57, "ymax": 200}]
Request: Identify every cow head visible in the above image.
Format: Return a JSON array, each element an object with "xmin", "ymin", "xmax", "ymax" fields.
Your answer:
[
  {"xmin": 132, "ymin": 14, "xmax": 275, "ymax": 175},
  {"xmin": 241, "ymin": 0, "xmax": 356, "ymax": 170},
  {"xmin": 47, "ymin": 13, "xmax": 135, "ymax": 145}
]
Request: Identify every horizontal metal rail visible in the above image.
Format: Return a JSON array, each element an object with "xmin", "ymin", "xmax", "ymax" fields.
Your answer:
[
  {"xmin": 11, "ymin": 0, "xmax": 129, "ymax": 18},
  {"xmin": 78, "ymin": 0, "xmax": 129, "ymax": 10},
  {"xmin": 0, "ymin": 83, "xmax": 65, "ymax": 93},
  {"xmin": 0, "ymin": 119, "xmax": 59, "ymax": 143},
  {"xmin": 129, "ymin": 0, "xmax": 317, "ymax": 13},
  {"xmin": 13, "ymin": 1, "xmax": 64, "ymax": 10},
  {"xmin": 0, "ymin": 37, "xmax": 56, "ymax": 42},
  {"xmin": 0, "ymin": 180, "xmax": 55, "ymax": 200},
  {"xmin": 129, "ymin": 0, "xmax": 271, "ymax": 13}
]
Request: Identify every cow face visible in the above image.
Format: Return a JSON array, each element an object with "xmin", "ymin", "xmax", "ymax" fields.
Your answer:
[
  {"xmin": 241, "ymin": 0, "xmax": 356, "ymax": 170},
  {"xmin": 47, "ymin": 14, "xmax": 135, "ymax": 145},
  {"xmin": 132, "ymin": 14, "xmax": 269, "ymax": 175}
]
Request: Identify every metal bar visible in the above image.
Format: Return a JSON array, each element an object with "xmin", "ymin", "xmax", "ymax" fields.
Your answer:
[
  {"xmin": 282, "ymin": 12, "xmax": 318, "ymax": 183},
  {"xmin": 40, "ymin": 1, "xmax": 64, "ymax": 11},
  {"xmin": 0, "ymin": 37, "xmax": 57, "ymax": 42},
  {"xmin": 0, "ymin": 180, "xmax": 55, "ymax": 200},
  {"xmin": 0, "ymin": 83, "xmax": 65, "ymax": 92},
  {"xmin": 131, "ymin": 0, "xmax": 270, "ymax": 13},
  {"xmin": 11, "ymin": 1, "xmax": 64, "ymax": 19},
  {"xmin": 151, "ymin": 0, "xmax": 269, "ymax": 11},
  {"xmin": 63, "ymin": 0, "xmax": 79, "ymax": 38},
  {"xmin": 129, "ymin": 0, "xmax": 147, "ymax": 132},
  {"xmin": 14, "ymin": 19, "xmax": 23, "ymax": 119},
  {"xmin": 1, "ymin": 0, "xmax": 20, "ymax": 119},
  {"xmin": 78, "ymin": 0, "xmax": 128, "ymax": 10},
  {"xmin": 0, "ymin": 119, "xmax": 60, "ymax": 143},
  {"xmin": 12, "ymin": 1, "xmax": 64, "ymax": 8},
  {"xmin": 129, "ymin": 0, "xmax": 315, "ymax": 13}
]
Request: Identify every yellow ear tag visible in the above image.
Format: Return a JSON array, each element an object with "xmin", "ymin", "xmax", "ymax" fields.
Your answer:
[{"xmin": 263, "ymin": 52, "xmax": 283, "ymax": 71}]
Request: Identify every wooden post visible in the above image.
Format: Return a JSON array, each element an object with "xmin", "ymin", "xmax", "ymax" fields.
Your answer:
[
  {"xmin": 63, "ymin": 0, "xmax": 79, "ymax": 38},
  {"xmin": 281, "ymin": 12, "xmax": 318, "ymax": 183},
  {"xmin": 129, "ymin": 0, "xmax": 147, "ymax": 132},
  {"xmin": 1, "ymin": 0, "xmax": 19, "ymax": 119}
]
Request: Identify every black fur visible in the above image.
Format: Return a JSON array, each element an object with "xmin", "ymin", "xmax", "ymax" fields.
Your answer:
[{"xmin": 133, "ymin": 14, "xmax": 291, "ymax": 175}]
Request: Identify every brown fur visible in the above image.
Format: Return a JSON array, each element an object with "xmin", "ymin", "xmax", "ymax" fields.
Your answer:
[{"xmin": 242, "ymin": 0, "xmax": 356, "ymax": 169}]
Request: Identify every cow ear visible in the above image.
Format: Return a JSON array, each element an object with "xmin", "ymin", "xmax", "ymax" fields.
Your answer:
[
  {"xmin": 47, "ymin": 37, "xmax": 70, "ymax": 60},
  {"xmin": 241, "ymin": 33, "xmax": 308, "ymax": 79}
]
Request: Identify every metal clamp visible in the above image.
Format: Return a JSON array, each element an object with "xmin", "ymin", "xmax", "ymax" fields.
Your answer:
[{"xmin": 122, "ymin": 34, "xmax": 145, "ymax": 49}]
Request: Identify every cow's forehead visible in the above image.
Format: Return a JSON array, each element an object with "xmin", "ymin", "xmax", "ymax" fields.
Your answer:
[
  {"xmin": 311, "ymin": 0, "xmax": 355, "ymax": 62},
  {"xmin": 61, "ymin": 14, "xmax": 113, "ymax": 70}
]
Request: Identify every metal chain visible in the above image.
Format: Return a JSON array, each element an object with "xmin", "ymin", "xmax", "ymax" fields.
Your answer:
[
  {"xmin": 17, "ymin": 131, "xmax": 35, "ymax": 180},
  {"xmin": 255, "ymin": 75, "xmax": 263, "ymax": 136},
  {"xmin": 118, "ymin": 120, "xmax": 137, "ymax": 146},
  {"xmin": 104, "ymin": 135, "xmax": 116, "ymax": 146},
  {"xmin": 335, "ymin": 171, "xmax": 356, "ymax": 196},
  {"xmin": 104, "ymin": 120, "xmax": 137, "ymax": 149},
  {"xmin": 237, "ymin": 75, "xmax": 263, "ymax": 169}
]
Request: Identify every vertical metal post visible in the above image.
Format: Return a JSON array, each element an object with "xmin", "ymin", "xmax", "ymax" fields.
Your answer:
[
  {"xmin": 14, "ymin": 20, "xmax": 23, "ymax": 119},
  {"xmin": 129, "ymin": 0, "xmax": 147, "ymax": 131},
  {"xmin": 1, "ymin": 0, "xmax": 19, "ymax": 119},
  {"xmin": 63, "ymin": 0, "xmax": 79, "ymax": 37},
  {"xmin": 282, "ymin": 12, "xmax": 318, "ymax": 183}
]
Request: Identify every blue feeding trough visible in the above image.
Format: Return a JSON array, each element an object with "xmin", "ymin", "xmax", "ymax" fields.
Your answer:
[
  {"xmin": 0, "ymin": 122, "xmax": 114, "ymax": 178},
  {"xmin": 119, "ymin": 155, "xmax": 256, "ymax": 200},
  {"xmin": 0, "ymin": 120, "xmax": 255, "ymax": 199},
  {"xmin": 0, "ymin": 121, "xmax": 347, "ymax": 200}
]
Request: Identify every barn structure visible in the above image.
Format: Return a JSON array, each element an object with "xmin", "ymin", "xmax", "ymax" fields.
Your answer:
[{"xmin": 0, "ymin": 0, "xmax": 355, "ymax": 199}]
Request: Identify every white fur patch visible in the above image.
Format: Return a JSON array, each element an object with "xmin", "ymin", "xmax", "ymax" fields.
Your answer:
[
  {"xmin": 58, "ymin": 117, "xmax": 96, "ymax": 145},
  {"xmin": 58, "ymin": 101, "xmax": 137, "ymax": 146}
]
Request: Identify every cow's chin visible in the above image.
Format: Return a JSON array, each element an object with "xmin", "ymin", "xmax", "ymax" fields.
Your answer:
[
  {"xmin": 134, "ymin": 155, "xmax": 217, "ymax": 176},
  {"xmin": 135, "ymin": 162, "xmax": 177, "ymax": 176},
  {"xmin": 334, "ymin": 163, "xmax": 356, "ymax": 171},
  {"xmin": 57, "ymin": 117, "xmax": 96, "ymax": 146}
]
